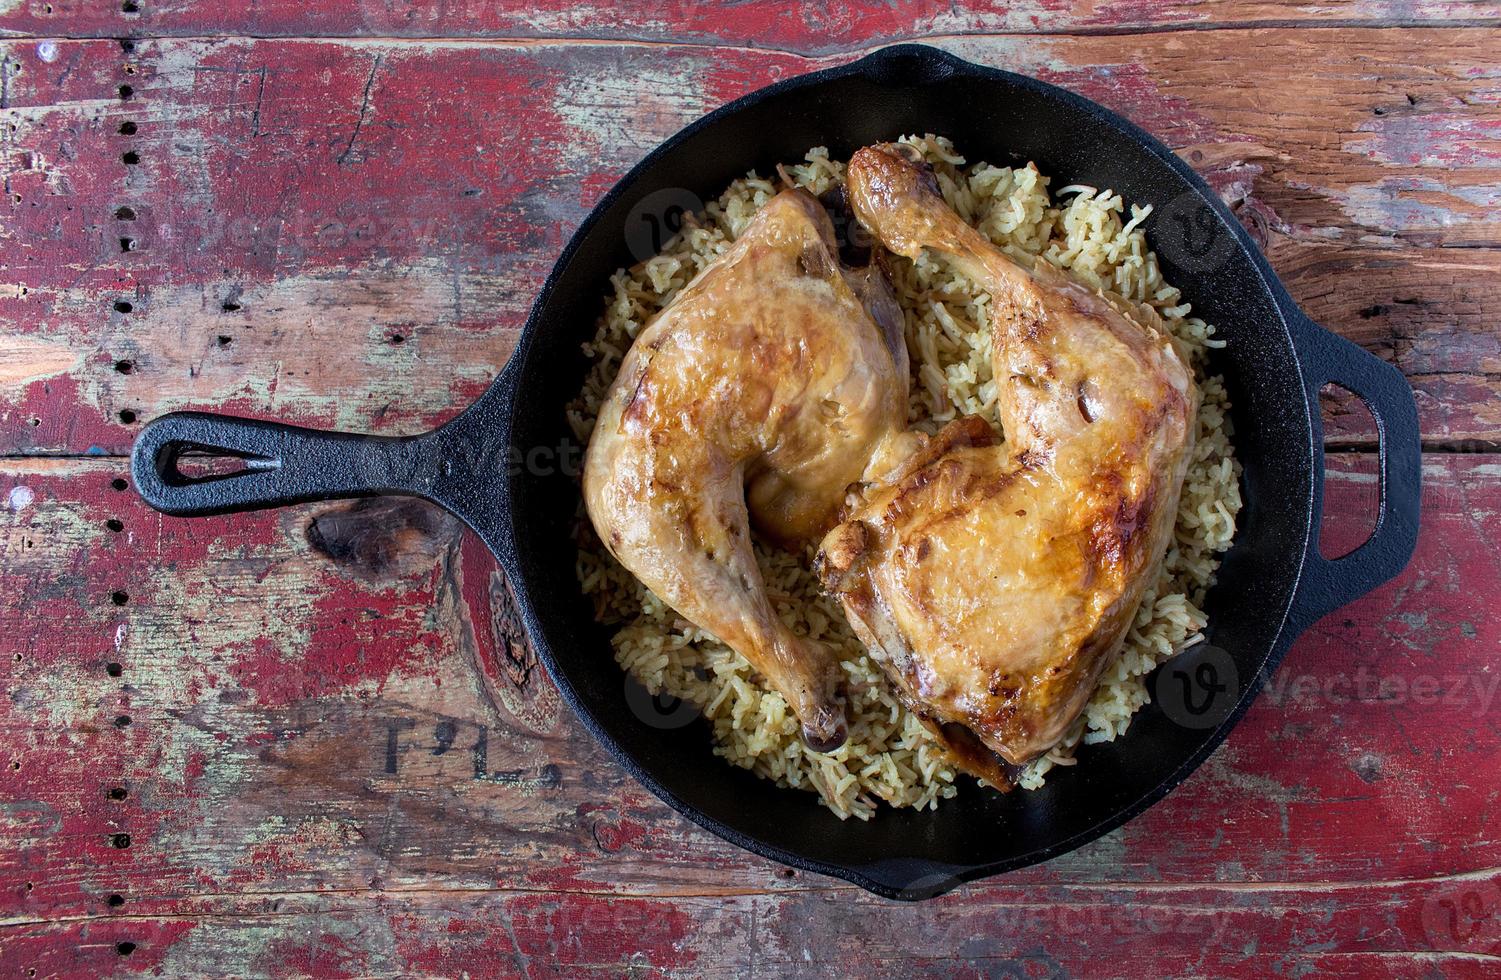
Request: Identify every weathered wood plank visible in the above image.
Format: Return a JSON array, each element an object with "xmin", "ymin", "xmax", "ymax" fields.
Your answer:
[
  {"xmin": 5, "ymin": 876, "xmax": 1500, "ymax": 977},
  {"xmin": 1, "ymin": 453, "xmax": 1496, "ymax": 975},
  {"xmin": 3, "ymin": 0, "xmax": 1500, "ymax": 47},
  {"xmin": 1271, "ymin": 239, "xmax": 1501, "ymax": 446},
  {"xmin": 2, "ymin": 22, "xmax": 1497, "ymax": 977},
  {"xmin": 1, "ymin": 32, "xmax": 1498, "ymax": 455}
]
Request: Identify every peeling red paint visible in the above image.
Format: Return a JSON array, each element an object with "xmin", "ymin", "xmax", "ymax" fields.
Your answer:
[{"xmin": 1, "ymin": 20, "xmax": 1497, "ymax": 978}]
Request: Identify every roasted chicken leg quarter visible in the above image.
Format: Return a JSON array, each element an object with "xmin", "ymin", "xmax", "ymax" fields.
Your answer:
[
  {"xmin": 816, "ymin": 145, "xmax": 1200, "ymax": 783},
  {"xmin": 584, "ymin": 188, "xmax": 916, "ymax": 751}
]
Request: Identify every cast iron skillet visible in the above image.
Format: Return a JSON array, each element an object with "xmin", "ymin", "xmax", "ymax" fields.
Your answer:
[{"xmin": 132, "ymin": 44, "xmax": 1421, "ymax": 900}]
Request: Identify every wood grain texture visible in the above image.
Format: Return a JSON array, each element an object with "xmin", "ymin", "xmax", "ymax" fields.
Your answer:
[
  {"xmin": 0, "ymin": 455, "xmax": 1497, "ymax": 976},
  {"xmin": 4, "ymin": 0, "xmax": 1501, "ymax": 47},
  {"xmin": 0, "ymin": 16, "xmax": 1497, "ymax": 979},
  {"xmin": 1, "ymin": 31, "xmax": 1498, "ymax": 453}
]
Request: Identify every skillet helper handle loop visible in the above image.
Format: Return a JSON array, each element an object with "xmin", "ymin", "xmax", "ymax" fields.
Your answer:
[
  {"xmin": 131, "ymin": 411, "xmax": 440, "ymax": 517},
  {"xmin": 1289, "ymin": 315, "xmax": 1421, "ymax": 629}
]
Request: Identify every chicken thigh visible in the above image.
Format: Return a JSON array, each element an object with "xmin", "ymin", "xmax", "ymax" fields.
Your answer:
[
  {"xmin": 584, "ymin": 188, "xmax": 917, "ymax": 751},
  {"xmin": 816, "ymin": 145, "xmax": 1200, "ymax": 783}
]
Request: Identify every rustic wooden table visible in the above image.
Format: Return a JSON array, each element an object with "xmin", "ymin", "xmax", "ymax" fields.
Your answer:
[{"xmin": 2, "ymin": 2, "xmax": 1498, "ymax": 976}]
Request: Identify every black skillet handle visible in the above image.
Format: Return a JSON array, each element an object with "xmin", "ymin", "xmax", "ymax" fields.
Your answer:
[
  {"xmin": 1286, "ymin": 313, "xmax": 1421, "ymax": 630},
  {"xmin": 130, "ymin": 412, "xmax": 451, "ymax": 516},
  {"xmin": 133, "ymin": 361, "xmax": 519, "ymax": 566}
]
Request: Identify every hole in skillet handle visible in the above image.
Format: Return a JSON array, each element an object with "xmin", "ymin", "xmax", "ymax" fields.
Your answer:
[
  {"xmin": 163, "ymin": 446, "xmax": 272, "ymax": 484},
  {"xmin": 853, "ymin": 44, "xmax": 962, "ymax": 86},
  {"xmin": 1317, "ymin": 382, "xmax": 1380, "ymax": 559},
  {"xmin": 130, "ymin": 412, "xmax": 293, "ymax": 517},
  {"xmin": 135, "ymin": 419, "xmax": 279, "ymax": 490}
]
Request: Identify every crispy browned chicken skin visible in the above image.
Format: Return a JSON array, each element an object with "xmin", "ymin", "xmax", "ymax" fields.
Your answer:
[
  {"xmin": 816, "ymin": 145, "xmax": 1200, "ymax": 784},
  {"xmin": 583, "ymin": 188, "xmax": 917, "ymax": 751}
]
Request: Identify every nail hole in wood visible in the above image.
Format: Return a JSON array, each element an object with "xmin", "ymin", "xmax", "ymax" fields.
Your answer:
[
  {"xmin": 118, "ymin": 120, "xmax": 137, "ymax": 135},
  {"xmin": 114, "ymin": 359, "xmax": 133, "ymax": 374},
  {"xmin": 217, "ymin": 335, "xmax": 232, "ymax": 346},
  {"xmin": 107, "ymin": 894, "xmax": 125, "ymax": 907},
  {"xmin": 121, "ymin": 151, "xmax": 139, "ymax": 165},
  {"xmin": 115, "ymin": 205, "xmax": 136, "ymax": 220},
  {"xmin": 116, "ymin": 941, "xmax": 136, "ymax": 955},
  {"xmin": 121, "ymin": 0, "xmax": 140, "ymax": 13},
  {"xmin": 28, "ymin": 417, "xmax": 40, "ymax": 427},
  {"xmin": 114, "ymin": 714, "xmax": 131, "ymax": 727},
  {"xmin": 111, "ymin": 590, "xmax": 128, "ymax": 605},
  {"xmin": 118, "ymin": 409, "xmax": 137, "ymax": 424},
  {"xmin": 110, "ymin": 832, "xmax": 131, "ymax": 848},
  {"xmin": 108, "ymin": 786, "xmax": 128, "ymax": 800},
  {"xmin": 106, "ymin": 662, "xmax": 124, "ymax": 677},
  {"xmin": 111, "ymin": 477, "xmax": 129, "ymax": 491},
  {"xmin": 118, "ymin": 85, "xmax": 133, "ymax": 100},
  {"xmin": 390, "ymin": 334, "xmax": 405, "ymax": 345},
  {"xmin": 221, "ymin": 301, "xmax": 241, "ymax": 312},
  {"xmin": 119, "ymin": 237, "xmax": 135, "ymax": 252},
  {"xmin": 118, "ymin": 39, "xmax": 135, "ymax": 53},
  {"xmin": 115, "ymin": 300, "xmax": 133, "ymax": 313},
  {"xmin": 107, "ymin": 518, "xmax": 125, "ymax": 532}
]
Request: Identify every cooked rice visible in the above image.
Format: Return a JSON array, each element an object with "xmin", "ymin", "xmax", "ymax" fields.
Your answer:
[{"xmin": 567, "ymin": 136, "xmax": 1242, "ymax": 819}]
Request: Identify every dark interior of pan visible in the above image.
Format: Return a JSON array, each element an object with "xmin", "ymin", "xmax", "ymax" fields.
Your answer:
[{"xmin": 501, "ymin": 45, "xmax": 1314, "ymax": 896}]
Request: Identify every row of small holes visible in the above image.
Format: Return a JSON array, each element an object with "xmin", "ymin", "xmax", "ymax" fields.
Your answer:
[
  {"xmin": 108, "ymin": 479, "xmax": 129, "ymax": 697},
  {"xmin": 113, "ymin": 31, "xmax": 138, "ymax": 955},
  {"xmin": 116, "ymin": 74, "xmax": 140, "ymax": 396},
  {"xmin": 117, "ymin": 80, "xmax": 137, "ymax": 255},
  {"xmin": 109, "ymin": 468, "xmax": 131, "ymax": 938},
  {"xmin": 106, "ymin": 471, "xmax": 126, "ymax": 750},
  {"xmin": 115, "ymin": 235, "xmax": 138, "ymax": 428}
]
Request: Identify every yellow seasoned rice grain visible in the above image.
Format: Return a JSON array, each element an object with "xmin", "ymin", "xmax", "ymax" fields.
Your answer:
[{"xmin": 568, "ymin": 136, "xmax": 1243, "ymax": 818}]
